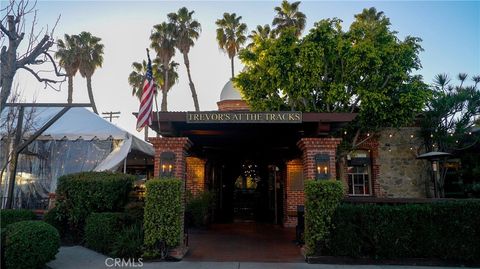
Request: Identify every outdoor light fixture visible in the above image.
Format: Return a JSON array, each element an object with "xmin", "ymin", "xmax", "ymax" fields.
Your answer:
[
  {"xmin": 315, "ymin": 154, "xmax": 330, "ymax": 180},
  {"xmin": 159, "ymin": 151, "xmax": 176, "ymax": 178}
]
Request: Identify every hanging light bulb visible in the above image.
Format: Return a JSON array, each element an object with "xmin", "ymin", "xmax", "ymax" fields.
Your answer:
[{"xmin": 389, "ymin": 134, "xmax": 393, "ymax": 138}]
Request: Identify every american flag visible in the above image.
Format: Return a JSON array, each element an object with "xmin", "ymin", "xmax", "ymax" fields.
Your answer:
[{"xmin": 136, "ymin": 56, "xmax": 156, "ymax": 131}]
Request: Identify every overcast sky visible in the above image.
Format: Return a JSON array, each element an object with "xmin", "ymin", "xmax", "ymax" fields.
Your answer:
[{"xmin": 4, "ymin": 0, "xmax": 480, "ymax": 140}]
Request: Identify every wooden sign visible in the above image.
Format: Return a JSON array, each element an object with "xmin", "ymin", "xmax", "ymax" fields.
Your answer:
[{"xmin": 186, "ymin": 112, "xmax": 302, "ymax": 123}]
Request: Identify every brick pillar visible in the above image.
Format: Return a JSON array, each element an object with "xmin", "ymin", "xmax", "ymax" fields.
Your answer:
[
  {"xmin": 186, "ymin": 157, "xmax": 206, "ymax": 196},
  {"xmin": 284, "ymin": 159, "xmax": 304, "ymax": 227},
  {"xmin": 149, "ymin": 137, "xmax": 192, "ymax": 180},
  {"xmin": 297, "ymin": 138, "xmax": 342, "ymax": 180}
]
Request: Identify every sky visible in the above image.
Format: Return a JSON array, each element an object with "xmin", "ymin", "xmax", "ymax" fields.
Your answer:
[{"xmin": 2, "ymin": 0, "xmax": 480, "ymax": 140}]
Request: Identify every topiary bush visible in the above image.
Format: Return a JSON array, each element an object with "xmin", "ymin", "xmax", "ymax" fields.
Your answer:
[
  {"xmin": 144, "ymin": 178, "xmax": 183, "ymax": 257},
  {"xmin": 325, "ymin": 200, "xmax": 480, "ymax": 263},
  {"xmin": 304, "ymin": 179, "xmax": 344, "ymax": 256},
  {"xmin": 5, "ymin": 220, "xmax": 60, "ymax": 269},
  {"xmin": 84, "ymin": 212, "xmax": 128, "ymax": 254},
  {"xmin": 0, "ymin": 209, "xmax": 36, "ymax": 228},
  {"xmin": 55, "ymin": 172, "xmax": 135, "ymax": 239}
]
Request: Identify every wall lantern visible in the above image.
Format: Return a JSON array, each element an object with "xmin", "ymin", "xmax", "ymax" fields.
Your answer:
[
  {"xmin": 315, "ymin": 154, "xmax": 330, "ymax": 180},
  {"xmin": 160, "ymin": 151, "xmax": 176, "ymax": 178}
]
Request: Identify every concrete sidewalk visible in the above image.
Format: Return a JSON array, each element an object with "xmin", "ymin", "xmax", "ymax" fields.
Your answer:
[{"xmin": 47, "ymin": 246, "xmax": 467, "ymax": 269}]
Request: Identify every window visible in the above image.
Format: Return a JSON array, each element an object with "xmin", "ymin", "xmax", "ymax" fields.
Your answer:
[{"xmin": 347, "ymin": 150, "xmax": 371, "ymax": 196}]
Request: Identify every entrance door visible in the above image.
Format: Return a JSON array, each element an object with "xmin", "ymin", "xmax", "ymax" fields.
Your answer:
[{"xmin": 210, "ymin": 159, "xmax": 283, "ymax": 224}]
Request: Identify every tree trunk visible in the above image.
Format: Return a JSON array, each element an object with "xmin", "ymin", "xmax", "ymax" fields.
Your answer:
[
  {"xmin": 86, "ymin": 76, "xmax": 98, "ymax": 114},
  {"xmin": 183, "ymin": 52, "xmax": 200, "ymax": 111},
  {"xmin": 230, "ymin": 56, "xmax": 235, "ymax": 79},
  {"xmin": 67, "ymin": 75, "xmax": 73, "ymax": 104},
  {"xmin": 161, "ymin": 66, "xmax": 168, "ymax": 111}
]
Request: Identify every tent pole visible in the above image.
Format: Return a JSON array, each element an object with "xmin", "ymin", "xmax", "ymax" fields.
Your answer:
[{"xmin": 123, "ymin": 158, "xmax": 127, "ymax": 174}]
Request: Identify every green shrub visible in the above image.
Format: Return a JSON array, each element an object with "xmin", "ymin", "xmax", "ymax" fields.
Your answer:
[
  {"xmin": 55, "ymin": 172, "xmax": 134, "ymax": 238},
  {"xmin": 304, "ymin": 180, "xmax": 344, "ymax": 256},
  {"xmin": 125, "ymin": 201, "xmax": 145, "ymax": 223},
  {"xmin": 43, "ymin": 207, "xmax": 67, "ymax": 237},
  {"xmin": 326, "ymin": 200, "xmax": 480, "ymax": 262},
  {"xmin": 5, "ymin": 221, "xmax": 60, "ymax": 269},
  {"xmin": 111, "ymin": 224, "xmax": 144, "ymax": 258},
  {"xmin": 186, "ymin": 190, "xmax": 214, "ymax": 227},
  {"xmin": 0, "ymin": 209, "xmax": 36, "ymax": 228},
  {"xmin": 144, "ymin": 178, "xmax": 183, "ymax": 254},
  {"xmin": 84, "ymin": 212, "xmax": 127, "ymax": 254}
]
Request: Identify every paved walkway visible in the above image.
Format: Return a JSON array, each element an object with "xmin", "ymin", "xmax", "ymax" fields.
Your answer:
[
  {"xmin": 185, "ymin": 223, "xmax": 303, "ymax": 262},
  {"xmin": 47, "ymin": 246, "xmax": 467, "ymax": 269}
]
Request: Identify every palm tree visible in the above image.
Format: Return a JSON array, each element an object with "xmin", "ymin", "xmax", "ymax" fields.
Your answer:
[
  {"xmin": 55, "ymin": 34, "xmax": 80, "ymax": 104},
  {"xmin": 247, "ymin": 24, "xmax": 274, "ymax": 49},
  {"xmin": 272, "ymin": 0, "xmax": 306, "ymax": 37},
  {"xmin": 168, "ymin": 7, "xmax": 202, "ymax": 111},
  {"xmin": 154, "ymin": 59, "xmax": 180, "ymax": 111},
  {"xmin": 150, "ymin": 22, "xmax": 176, "ymax": 111},
  {"xmin": 76, "ymin": 31, "xmax": 104, "ymax": 114},
  {"xmin": 215, "ymin": 12, "xmax": 247, "ymax": 79}
]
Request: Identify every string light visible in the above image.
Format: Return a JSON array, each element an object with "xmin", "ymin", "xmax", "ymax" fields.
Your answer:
[{"xmin": 389, "ymin": 134, "xmax": 393, "ymax": 138}]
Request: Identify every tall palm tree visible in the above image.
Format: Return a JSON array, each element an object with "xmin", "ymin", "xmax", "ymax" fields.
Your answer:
[
  {"xmin": 150, "ymin": 22, "xmax": 176, "ymax": 111},
  {"xmin": 247, "ymin": 24, "xmax": 274, "ymax": 49},
  {"xmin": 76, "ymin": 31, "xmax": 104, "ymax": 114},
  {"xmin": 272, "ymin": 0, "xmax": 306, "ymax": 37},
  {"xmin": 154, "ymin": 59, "xmax": 180, "ymax": 111},
  {"xmin": 55, "ymin": 34, "xmax": 80, "ymax": 104},
  {"xmin": 215, "ymin": 13, "xmax": 247, "ymax": 79},
  {"xmin": 168, "ymin": 7, "xmax": 202, "ymax": 111}
]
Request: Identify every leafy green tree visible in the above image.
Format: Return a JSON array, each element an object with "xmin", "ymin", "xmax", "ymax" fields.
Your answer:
[
  {"xmin": 420, "ymin": 73, "xmax": 480, "ymax": 197},
  {"xmin": 272, "ymin": 0, "xmax": 306, "ymax": 37},
  {"xmin": 422, "ymin": 73, "xmax": 480, "ymax": 153},
  {"xmin": 55, "ymin": 34, "xmax": 80, "ymax": 104},
  {"xmin": 77, "ymin": 31, "xmax": 104, "ymax": 114},
  {"xmin": 236, "ymin": 8, "xmax": 430, "ymax": 148},
  {"xmin": 168, "ymin": 7, "xmax": 202, "ymax": 111},
  {"xmin": 151, "ymin": 22, "xmax": 176, "ymax": 111},
  {"xmin": 215, "ymin": 13, "xmax": 247, "ymax": 79}
]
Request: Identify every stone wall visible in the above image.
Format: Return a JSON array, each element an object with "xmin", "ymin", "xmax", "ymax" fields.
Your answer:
[{"xmin": 377, "ymin": 127, "xmax": 430, "ymax": 198}]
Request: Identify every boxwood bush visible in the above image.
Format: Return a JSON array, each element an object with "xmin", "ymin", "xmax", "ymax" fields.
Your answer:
[
  {"xmin": 304, "ymin": 180, "xmax": 344, "ymax": 256},
  {"xmin": 0, "ymin": 209, "xmax": 36, "ymax": 228},
  {"xmin": 84, "ymin": 212, "xmax": 127, "ymax": 254},
  {"xmin": 144, "ymin": 178, "xmax": 183, "ymax": 256},
  {"xmin": 54, "ymin": 172, "xmax": 135, "ymax": 238},
  {"xmin": 5, "ymin": 221, "xmax": 60, "ymax": 269},
  {"xmin": 325, "ymin": 200, "xmax": 480, "ymax": 262}
]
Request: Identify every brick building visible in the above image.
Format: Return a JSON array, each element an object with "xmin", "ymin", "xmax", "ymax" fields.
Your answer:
[{"xmin": 149, "ymin": 80, "xmax": 429, "ymax": 227}]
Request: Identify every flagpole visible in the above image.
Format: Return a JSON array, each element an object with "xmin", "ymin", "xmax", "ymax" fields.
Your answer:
[{"xmin": 146, "ymin": 48, "xmax": 161, "ymax": 138}]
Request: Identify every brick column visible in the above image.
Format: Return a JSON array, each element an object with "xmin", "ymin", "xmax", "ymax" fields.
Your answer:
[
  {"xmin": 149, "ymin": 137, "xmax": 193, "ymax": 180},
  {"xmin": 186, "ymin": 157, "xmax": 206, "ymax": 196},
  {"xmin": 297, "ymin": 138, "xmax": 342, "ymax": 180}
]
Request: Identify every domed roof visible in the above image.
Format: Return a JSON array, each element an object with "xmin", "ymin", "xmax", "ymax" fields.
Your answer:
[{"xmin": 220, "ymin": 80, "xmax": 243, "ymax": 101}]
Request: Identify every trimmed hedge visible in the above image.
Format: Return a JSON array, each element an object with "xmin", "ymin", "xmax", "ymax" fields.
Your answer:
[
  {"xmin": 0, "ymin": 209, "xmax": 36, "ymax": 228},
  {"xmin": 186, "ymin": 190, "xmax": 214, "ymax": 227},
  {"xmin": 85, "ymin": 212, "xmax": 127, "ymax": 254},
  {"xmin": 304, "ymin": 180, "xmax": 344, "ymax": 256},
  {"xmin": 144, "ymin": 178, "xmax": 183, "ymax": 252},
  {"xmin": 325, "ymin": 201, "xmax": 480, "ymax": 262},
  {"xmin": 5, "ymin": 221, "xmax": 60, "ymax": 269},
  {"xmin": 55, "ymin": 172, "xmax": 135, "ymax": 237}
]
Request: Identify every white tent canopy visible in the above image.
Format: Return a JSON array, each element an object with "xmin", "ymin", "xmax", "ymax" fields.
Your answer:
[
  {"xmin": 1, "ymin": 107, "xmax": 154, "ymax": 209},
  {"xmin": 2, "ymin": 107, "xmax": 154, "ymax": 171}
]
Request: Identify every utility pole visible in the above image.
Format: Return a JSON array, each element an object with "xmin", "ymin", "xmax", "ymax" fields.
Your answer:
[{"xmin": 102, "ymin": 111, "xmax": 120, "ymax": 122}]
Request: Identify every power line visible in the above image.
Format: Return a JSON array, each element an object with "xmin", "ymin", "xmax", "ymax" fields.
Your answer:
[{"xmin": 102, "ymin": 111, "xmax": 120, "ymax": 122}]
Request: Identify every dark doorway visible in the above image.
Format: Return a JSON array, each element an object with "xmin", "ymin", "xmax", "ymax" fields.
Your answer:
[{"xmin": 208, "ymin": 158, "xmax": 284, "ymax": 224}]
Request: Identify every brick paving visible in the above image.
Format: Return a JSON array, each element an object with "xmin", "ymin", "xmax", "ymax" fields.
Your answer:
[{"xmin": 184, "ymin": 222, "xmax": 304, "ymax": 262}]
